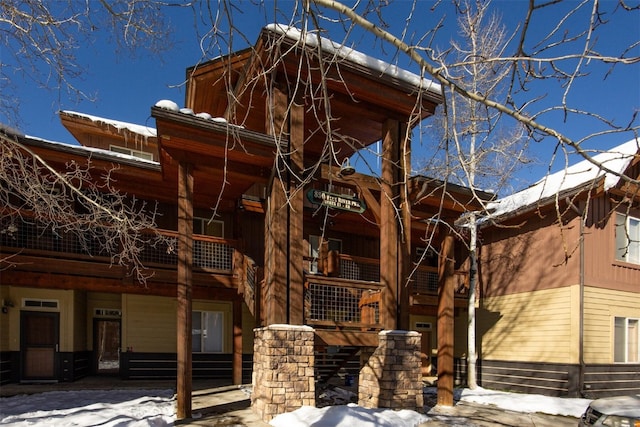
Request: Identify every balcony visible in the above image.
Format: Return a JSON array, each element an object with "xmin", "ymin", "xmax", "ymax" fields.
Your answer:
[{"xmin": 304, "ymin": 253, "xmax": 469, "ymax": 332}]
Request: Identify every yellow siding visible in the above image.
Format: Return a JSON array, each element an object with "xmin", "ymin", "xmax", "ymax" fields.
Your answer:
[
  {"xmin": 583, "ymin": 286, "xmax": 640, "ymax": 364},
  {"xmin": 122, "ymin": 294, "xmax": 177, "ymax": 353},
  {"xmin": 72, "ymin": 290, "xmax": 87, "ymax": 351},
  {"xmin": 0, "ymin": 285, "xmax": 10, "ymax": 351},
  {"xmin": 479, "ymin": 286, "xmax": 578, "ymax": 363},
  {"xmin": 122, "ymin": 294, "xmax": 234, "ymax": 353}
]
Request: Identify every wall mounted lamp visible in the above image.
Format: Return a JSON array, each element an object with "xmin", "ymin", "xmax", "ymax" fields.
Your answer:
[{"xmin": 338, "ymin": 158, "xmax": 355, "ymax": 177}]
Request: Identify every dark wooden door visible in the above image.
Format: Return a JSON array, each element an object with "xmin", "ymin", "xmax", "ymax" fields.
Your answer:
[{"xmin": 21, "ymin": 311, "xmax": 59, "ymax": 381}]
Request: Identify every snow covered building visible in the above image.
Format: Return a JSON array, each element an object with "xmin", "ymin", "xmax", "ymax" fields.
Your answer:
[
  {"xmin": 477, "ymin": 140, "xmax": 640, "ymax": 398},
  {"xmin": 1, "ymin": 23, "xmax": 489, "ymax": 408}
]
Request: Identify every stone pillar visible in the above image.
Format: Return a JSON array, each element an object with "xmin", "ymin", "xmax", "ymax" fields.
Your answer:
[
  {"xmin": 358, "ymin": 330, "xmax": 423, "ymax": 411},
  {"xmin": 252, "ymin": 325, "xmax": 316, "ymax": 422}
]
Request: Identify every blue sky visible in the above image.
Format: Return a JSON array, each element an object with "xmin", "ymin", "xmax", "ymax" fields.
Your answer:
[{"xmin": 4, "ymin": 1, "xmax": 639, "ymax": 195}]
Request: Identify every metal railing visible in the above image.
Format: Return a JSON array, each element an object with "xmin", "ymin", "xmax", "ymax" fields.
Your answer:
[
  {"xmin": 304, "ymin": 275, "xmax": 382, "ymax": 330},
  {"xmin": 1, "ymin": 218, "xmax": 235, "ymax": 272}
]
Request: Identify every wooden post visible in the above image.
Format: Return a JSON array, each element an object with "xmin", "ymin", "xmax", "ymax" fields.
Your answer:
[
  {"xmin": 380, "ymin": 119, "xmax": 399, "ymax": 330},
  {"xmin": 176, "ymin": 161, "xmax": 193, "ymax": 419},
  {"xmin": 288, "ymin": 90, "xmax": 304, "ymax": 325},
  {"xmin": 398, "ymin": 121, "xmax": 411, "ymax": 331},
  {"xmin": 263, "ymin": 82, "xmax": 289, "ymax": 325},
  {"xmin": 233, "ymin": 298, "xmax": 243, "ymax": 385},
  {"xmin": 437, "ymin": 232, "xmax": 455, "ymax": 406}
]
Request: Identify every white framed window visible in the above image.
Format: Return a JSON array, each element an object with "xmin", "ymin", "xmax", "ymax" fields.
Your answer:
[
  {"xmin": 109, "ymin": 145, "xmax": 154, "ymax": 161},
  {"xmin": 193, "ymin": 217, "xmax": 224, "ymax": 238},
  {"xmin": 192, "ymin": 311, "xmax": 224, "ymax": 353},
  {"xmin": 614, "ymin": 317, "xmax": 639, "ymax": 363},
  {"xmin": 615, "ymin": 213, "xmax": 640, "ymax": 264},
  {"xmin": 309, "ymin": 235, "xmax": 342, "ymax": 273}
]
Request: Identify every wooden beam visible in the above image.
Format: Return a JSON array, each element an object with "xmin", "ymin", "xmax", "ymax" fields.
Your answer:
[
  {"xmin": 289, "ymin": 89, "xmax": 305, "ymax": 325},
  {"xmin": 314, "ymin": 329, "xmax": 379, "ymax": 347},
  {"xmin": 437, "ymin": 232, "xmax": 455, "ymax": 407},
  {"xmin": 262, "ymin": 82, "xmax": 288, "ymax": 325},
  {"xmin": 398, "ymin": 121, "xmax": 411, "ymax": 331},
  {"xmin": 380, "ymin": 119, "xmax": 399, "ymax": 330},
  {"xmin": 176, "ymin": 161, "xmax": 193, "ymax": 419}
]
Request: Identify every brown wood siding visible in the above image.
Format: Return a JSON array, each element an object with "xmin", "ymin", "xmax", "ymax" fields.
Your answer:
[
  {"xmin": 583, "ymin": 286, "xmax": 640, "ymax": 364},
  {"xmin": 478, "ymin": 287, "xmax": 579, "ymax": 364},
  {"xmin": 584, "ymin": 197, "xmax": 640, "ymax": 293},
  {"xmin": 478, "ymin": 359, "xmax": 580, "ymax": 397},
  {"xmin": 480, "ymin": 210, "xmax": 580, "ymax": 297}
]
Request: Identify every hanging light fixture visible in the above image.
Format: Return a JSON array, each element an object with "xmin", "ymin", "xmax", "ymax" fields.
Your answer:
[{"xmin": 339, "ymin": 157, "xmax": 355, "ymax": 176}]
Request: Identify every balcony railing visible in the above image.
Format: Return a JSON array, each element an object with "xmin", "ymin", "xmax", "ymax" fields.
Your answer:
[
  {"xmin": 303, "ymin": 254, "xmax": 469, "ymax": 328},
  {"xmin": 304, "ymin": 275, "xmax": 383, "ymax": 330},
  {"xmin": 0, "ymin": 219, "xmax": 235, "ymax": 273},
  {"xmin": 310, "ymin": 253, "xmax": 468, "ymax": 296}
]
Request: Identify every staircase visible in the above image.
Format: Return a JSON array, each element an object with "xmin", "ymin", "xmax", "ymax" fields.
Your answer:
[{"xmin": 314, "ymin": 346, "xmax": 361, "ymax": 385}]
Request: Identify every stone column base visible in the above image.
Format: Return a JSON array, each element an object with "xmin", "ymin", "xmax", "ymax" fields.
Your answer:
[
  {"xmin": 358, "ymin": 330, "xmax": 423, "ymax": 411},
  {"xmin": 251, "ymin": 325, "xmax": 315, "ymax": 422}
]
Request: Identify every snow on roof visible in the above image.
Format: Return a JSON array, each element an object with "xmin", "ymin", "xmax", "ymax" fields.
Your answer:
[
  {"xmin": 487, "ymin": 138, "xmax": 639, "ymax": 219},
  {"xmin": 153, "ymin": 100, "xmax": 244, "ymax": 128},
  {"xmin": 23, "ymin": 133, "xmax": 160, "ymax": 166},
  {"xmin": 62, "ymin": 110, "xmax": 157, "ymax": 138},
  {"xmin": 265, "ymin": 23, "xmax": 442, "ymax": 96}
]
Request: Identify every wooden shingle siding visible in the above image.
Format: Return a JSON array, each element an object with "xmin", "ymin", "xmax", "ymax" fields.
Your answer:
[
  {"xmin": 478, "ymin": 287, "xmax": 578, "ymax": 364},
  {"xmin": 583, "ymin": 286, "xmax": 640, "ymax": 364}
]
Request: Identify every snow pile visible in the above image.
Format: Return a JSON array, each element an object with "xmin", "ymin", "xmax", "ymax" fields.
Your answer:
[
  {"xmin": 0, "ymin": 389, "xmax": 175, "ymax": 426},
  {"xmin": 269, "ymin": 403, "xmax": 428, "ymax": 427},
  {"xmin": 154, "ymin": 99, "xmax": 241, "ymax": 128},
  {"xmin": 459, "ymin": 387, "xmax": 591, "ymax": 418}
]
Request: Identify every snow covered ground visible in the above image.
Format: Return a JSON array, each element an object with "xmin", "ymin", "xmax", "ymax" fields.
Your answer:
[{"xmin": 0, "ymin": 386, "xmax": 591, "ymax": 426}]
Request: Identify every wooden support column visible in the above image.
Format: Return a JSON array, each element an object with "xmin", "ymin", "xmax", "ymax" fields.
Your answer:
[
  {"xmin": 398, "ymin": 122, "xmax": 411, "ymax": 331},
  {"xmin": 176, "ymin": 161, "xmax": 193, "ymax": 419},
  {"xmin": 263, "ymin": 81, "xmax": 290, "ymax": 325},
  {"xmin": 380, "ymin": 119, "xmax": 399, "ymax": 330},
  {"xmin": 233, "ymin": 298, "xmax": 243, "ymax": 385},
  {"xmin": 437, "ymin": 232, "xmax": 455, "ymax": 406},
  {"xmin": 288, "ymin": 90, "xmax": 305, "ymax": 325}
]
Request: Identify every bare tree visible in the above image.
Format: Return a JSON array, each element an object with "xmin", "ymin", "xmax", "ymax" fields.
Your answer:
[
  {"xmin": 0, "ymin": 129, "xmax": 167, "ymax": 283},
  {"xmin": 0, "ymin": 0, "xmax": 173, "ymax": 126},
  {"xmin": 424, "ymin": 0, "xmax": 530, "ymax": 389}
]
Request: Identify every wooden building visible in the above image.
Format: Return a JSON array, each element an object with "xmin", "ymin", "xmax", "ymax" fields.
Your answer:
[
  {"xmin": 1, "ymin": 24, "xmax": 490, "ymax": 399},
  {"xmin": 478, "ymin": 139, "xmax": 640, "ymax": 398}
]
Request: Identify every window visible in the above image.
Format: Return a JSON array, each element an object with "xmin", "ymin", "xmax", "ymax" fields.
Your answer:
[
  {"xmin": 309, "ymin": 235, "xmax": 342, "ymax": 273},
  {"xmin": 193, "ymin": 217, "xmax": 224, "ymax": 238},
  {"xmin": 109, "ymin": 145, "xmax": 154, "ymax": 161},
  {"xmin": 192, "ymin": 311, "xmax": 224, "ymax": 353},
  {"xmin": 615, "ymin": 213, "xmax": 640, "ymax": 264},
  {"xmin": 614, "ymin": 317, "xmax": 639, "ymax": 363}
]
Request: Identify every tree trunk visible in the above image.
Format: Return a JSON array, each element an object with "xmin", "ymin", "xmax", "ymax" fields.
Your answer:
[{"xmin": 467, "ymin": 212, "xmax": 478, "ymax": 389}]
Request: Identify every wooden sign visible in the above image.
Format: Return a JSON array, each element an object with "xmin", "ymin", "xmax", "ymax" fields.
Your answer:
[{"xmin": 306, "ymin": 189, "xmax": 366, "ymax": 213}]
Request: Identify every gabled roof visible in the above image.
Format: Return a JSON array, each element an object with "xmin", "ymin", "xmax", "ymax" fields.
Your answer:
[
  {"xmin": 487, "ymin": 138, "xmax": 640, "ymax": 221},
  {"xmin": 185, "ymin": 24, "xmax": 443, "ymax": 160}
]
